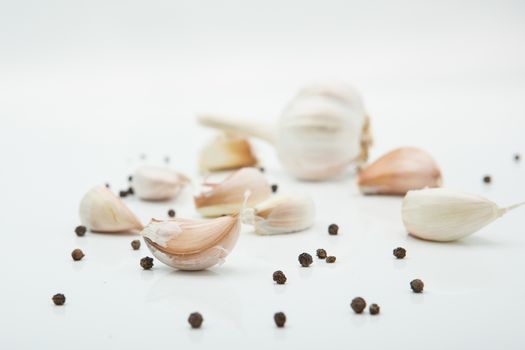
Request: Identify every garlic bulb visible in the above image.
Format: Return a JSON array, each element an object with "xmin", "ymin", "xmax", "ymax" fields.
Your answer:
[
  {"xmin": 194, "ymin": 167, "xmax": 272, "ymax": 217},
  {"xmin": 358, "ymin": 147, "xmax": 442, "ymax": 195},
  {"xmin": 199, "ymin": 132, "xmax": 258, "ymax": 173},
  {"xmin": 133, "ymin": 166, "xmax": 189, "ymax": 201},
  {"xmin": 402, "ymin": 188, "xmax": 524, "ymax": 242},
  {"xmin": 79, "ymin": 185, "xmax": 143, "ymax": 233},
  {"xmin": 241, "ymin": 194, "xmax": 315, "ymax": 235},
  {"xmin": 141, "ymin": 215, "xmax": 241, "ymax": 270},
  {"xmin": 198, "ymin": 81, "xmax": 372, "ymax": 180}
]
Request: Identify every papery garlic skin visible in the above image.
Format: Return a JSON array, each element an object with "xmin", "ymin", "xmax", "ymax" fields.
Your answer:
[
  {"xmin": 133, "ymin": 166, "xmax": 189, "ymax": 201},
  {"xmin": 194, "ymin": 167, "xmax": 272, "ymax": 217},
  {"xmin": 199, "ymin": 133, "xmax": 258, "ymax": 173},
  {"xmin": 79, "ymin": 186, "xmax": 143, "ymax": 233},
  {"xmin": 141, "ymin": 216, "xmax": 241, "ymax": 270},
  {"xmin": 402, "ymin": 188, "xmax": 523, "ymax": 242},
  {"xmin": 241, "ymin": 194, "xmax": 315, "ymax": 235},
  {"xmin": 358, "ymin": 147, "xmax": 442, "ymax": 195}
]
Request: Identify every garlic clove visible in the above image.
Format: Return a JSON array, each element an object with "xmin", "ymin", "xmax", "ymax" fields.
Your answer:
[
  {"xmin": 358, "ymin": 147, "xmax": 442, "ymax": 196},
  {"xmin": 241, "ymin": 194, "xmax": 315, "ymax": 235},
  {"xmin": 194, "ymin": 167, "xmax": 272, "ymax": 217},
  {"xmin": 140, "ymin": 215, "xmax": 241, "ymax": 270},
  {"xmin": 133, "ymin": 166, "xmax": 189, "ymax": 201},
  {"xmin": 402, "ymin": 188, "xmax": 524, "ymax": 242},
  {"xmin": 79, "ymin": 185, "xmax": 143, "ymax": 233},
  {"xmin": 199, "ymin": 133, "xmax": 258, "ymax": 173}
]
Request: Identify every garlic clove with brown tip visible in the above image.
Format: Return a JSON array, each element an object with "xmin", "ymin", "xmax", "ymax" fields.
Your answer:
[
  {"xmin": 140, "ymin": 215, "xmax": 241, "ymax": 270},
  {"xmin": 358, "ymin": 147, "xmax": 442, "ymax": 196},
  {"xmin": 199, "ymin": 132, "xmax": 258, "ymax": 173},
  {"xmin": 402, "ymin": 188, "xmax": 524, "ymax": 242},
  {"xmin": 79, "ymin": 185, "xmax": 143, "ymax": 233},
  {"xmin": 194, "ymin": 167, "xmax": 272, "ymax": 217},
  {"xmin": 241, "ymin": 194, "xmax": 315, "ymax": 235},
  {"xmin": 133, "ymin": 166, "xmax": 189, "ymax": 201}
]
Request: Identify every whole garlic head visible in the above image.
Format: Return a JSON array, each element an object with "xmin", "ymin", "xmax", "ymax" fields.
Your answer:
[
  {"xmin": 79, "ymin": 186, "xmax": 143, "ymax": 233},
  {"xmin": 199, "ymin": 133, "xmax": 258, "ymax": 173},
  {"xmin": 133, "ymin": 166, "xmax": 189, "ymax": 201},
  {"xmin": 141, "ymin": 215, "xmax": 241, "ymax": 270}
]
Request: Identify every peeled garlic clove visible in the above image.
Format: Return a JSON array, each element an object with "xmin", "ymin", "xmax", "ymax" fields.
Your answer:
[
  {"xmin": 199, "ymin": 133, "xmax": 258, "ymax": 173},
  {"xmin": 241, "ymin": 194, "xmax": 315, "ymax": 235},
  {"xmin": 79, "ymin": 186, "xmax": 143, "ymax": 233},
  {"xmin": 402, "ymin": 188, "xmax": 524, "ymax": 242},
  {"xmin": 358, "ymin": 147, "xmax": 442, "ymax": 195},
  {"xmin": 133, "ymin": 166, "xmax": 189, "ymax": 201},
  {"xmin": 141, "ymin": 215, "xmax": 241, "ymax": 270},
  {"xmin": 194, "ymin": 167, "xmax": 272, "ymax": 217}
]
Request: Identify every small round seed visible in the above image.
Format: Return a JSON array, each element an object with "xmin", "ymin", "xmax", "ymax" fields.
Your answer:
[
  {"xmin": 274, "ymin": 312, "xmax": 286, "ymax": 327},
  {"xmin": 52, "ymin": 293, "xmax": 66, "ymax": 306},
  {"xmin": 326, "ymin": 256, "xmax": 336, "ymax": 263},
  {"xmin": 351, "ymin": 297, "xmax": 366, "ymax": 314},
  {"xmin": 188, "ymin": 312, "xmax": 203, "ymax": 328},
  {"xmin": 316, "ymin": 248, "xmax": 327, "ymax": 259},
  {"xmin": 298, "ymin": 253, "xmax": 313, "ymax": 267},
  {"xmin": 369, "ymin": 303, "xmax": 380, "ymax": 315},
  {"xmin": 393, "ymin": 247, "xmax": 406, "ymax": 259},
  {"xmin": 140, "ymin": 256, "xmax": 154, "ymax": 270},
  {"xmin": 71, "ymin": 249, "xmax": 84, "ymax": 261},
  {"xmin": 128, "ymin": 175, "xmax": 133, "ymax": 182},
  {"xmin": 410, "ymin": 279, "xmax": 424, "ymax": 293},
  {"xmin": 483, "ymin": 175, "xmax": 492, "ymax": 184},
  {"xmin": 131, "ymin": 240, "xmax": 141, "ymax": 250},
  {"xmin": 105, "ymin": 183, "xmax": 110, "ymax": 188},
  {"xmin": 328, "ymin": 223, "xmax": 339, "ymax": 235},
  {"xmin": 271, "ymin": 184, "xmax": 278, "ymax": 193},
  {"xmin": 74, "ymin": 225, "xmax": 86, "ymax": 237},
  {"xmin": 272, "ymin": 270, "xmax": 287, "ymax": 284},
  {"xmin": 514, "ymin": 153, "xmax": 521, "ymax": 162},
  {"xmin": 167, "ymin": 209, "xmax": 176, "ymax": 218},
  {"xmin": 259, "ymin": 167, "xmax": 265, "ymax": 173}
]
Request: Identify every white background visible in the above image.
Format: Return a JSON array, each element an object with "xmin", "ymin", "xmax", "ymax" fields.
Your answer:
[{"xmin": 1, "ymin": 0, "xmax": 525, "ymax": 349}]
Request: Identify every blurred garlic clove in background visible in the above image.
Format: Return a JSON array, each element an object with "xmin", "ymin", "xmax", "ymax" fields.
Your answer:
[
  {"xmin": 133, "ymin": 165, "xmax": 189, "ymax": 201},
  {"xmin": 141, "ymin": 215, "xmax": 241, "ymax": 271},
  {"xmin": 199, "ymin": 132, "xmax": 258, "ymax": 173},
  {"xmin": 194, "ymin": 167, "xmax": 272, "ymax": 217},
  {"xmin": 358, "ymin": 147, "xmax": 441, "ymax": 195},
  {"xmin": 79, "ymin": 185, "xmax": 143, "ymax": 233}
]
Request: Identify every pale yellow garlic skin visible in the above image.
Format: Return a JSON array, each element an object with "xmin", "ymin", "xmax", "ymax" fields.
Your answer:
[
  {"xmin": 133, "ymin": 166, "xmax": 189, "ymax": 201},
  {"xmin": 79, "ymin": 186, "xmax": 143, "ymax": 233},
  {"xmin": 276, "ymin": 82, "xmax": 371, "ymax": 180},
  {"xmin": 199, "ymin": 133, "xmax": 258, "ymax": 173},
  {"xmin": 402, "ymin": 188, "xmax": 503, "ymax": 242}
]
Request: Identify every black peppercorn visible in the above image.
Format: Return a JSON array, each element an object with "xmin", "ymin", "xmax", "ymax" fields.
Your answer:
[
  {"xmin": 167, "ymin": 209, "xmax": 176, "ymax": 218},
  {"xmin": 272, "ymin": 270, "xmax": 287, "ymax": 284},
  {"xmin": 127, "ymin": 187, "xmax": 134, "ymax": 195},
  {"xmin": 119, "ymin": 190, "xmax": 128, "ymax": 198},
  {"xmin": 393, "ymin": 247, "xmax": 406, "ymax": 259},
  {"xmin": 410, "ymin": 279, "xmax": 424, "ymax": 293},
  {"xmin": 71, "ymin": 249, "xmax": 84, "ymax": 261},
  {"xmin": 316, "ymin": 248, "xmax": 327, "ymax": 259},
  {"xmin": 105, "ymin": 183, "xmax": 110, "ymax": 188},
  {"xmin": 259, "ymin": 167, "xmax": 265, "ymax": 173},
  {"xmin": 128, "ymin": 175, "xmax": 133, "ymax": 182},
  {"xmin": 351, "ymin": 297, "xmax": 366, "ymax": 314},
  {"xmin": 298, "ymin": 252, "xmax": 313, "ymax": 267},
  {"xmin": 140, "ymin": 256, "xmax": 154, "ymax": 270},
  {"xmin": 188, "ymin": 312, "xmax": 203, "ymax": 328},
  {"xmin": 483, "ymin": 175, "xmax": 491, "ymax": 184},
  {"xmin": 326, "ymin": 256, "xmax": 336, "ymax": 263},
  {"xmin": 131, "ymin": 240, "xmax": 141, "ymax": 250},
  {"xmin": 274, "ymin": 312, "xmax": 286, "ymax": 327},
  {"xmin": 328, "ymin": 223, "xmax": 339, "ymax": 235},
  {"xmin": 74, "ymin": 225, "xmax": 86, "ymax": 237},
  {"xmin": 271, "ymin": 184, "xmax": 278, "ymax": 193},
  {"xmin": 52, "ymin": 293, "xmax": 66, "ymax": 306},
  {"xmin": 369, "ymin": 303, "xmax": 380, "ymax": 315},
  {"xmin": 514, "ymin": 153, "xmax": 521, "ymax": 162}
]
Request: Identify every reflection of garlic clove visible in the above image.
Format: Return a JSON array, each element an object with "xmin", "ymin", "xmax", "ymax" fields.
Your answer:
[
  {"xmin": 197, "ymin": 81, "xmax": 372, "ymax": 181},
  {"xmin": 141, "ymin": 215, "xmax": 241, "ymax": 270},
  {"xmin": 358, "ymin": 147, "xmax": 442, "ymax": 196},
  {"xmin": 402, "ymin": 188, "xmax": 524, "ymax": 242},
  {"xmin": 133, "ymin": 166, "xmax": 189, "ymax": 201},
  {"xmin": 199, "ymin": 133, "xmax": 258, "ymax": 173},
  {"xmin": 241, "ymin": 194, "xmax": 315, "ymax": 235},
  {"xmin": 79, "ymin": 186, "xmax": 143, "ymax": 233},
  {"xmin": 194, "ymin": 167, "xmax": 272, "ymax": 217}
]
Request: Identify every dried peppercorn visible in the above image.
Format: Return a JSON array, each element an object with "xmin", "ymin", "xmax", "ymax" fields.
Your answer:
[
  {"xmin": 271, "ymin": 184, "xmax": 278, "ymax": 193},
  {"xmin": 326, "ymin": 256, "xmax": 336, "ymax": 263},
  {"xmin": 410, "ymin": 279, "xmax": 424, "ymax": 293},
  {"xmin": 393, "ymin": 247, "xmax": 406, "ymax": 259},
  {"xmin": 298, "ymin": 252, "xmax": 313, "ymax": 267},
  {"xmin": 350, "ymin": 297, "xmax": 366, "ymax": 314},
  {"xmin": 119, "ymin": 190, "xmax": 128, "ymax": 198},
  {"xmin": 71, "ymin": 249, "xmax": 84, "ymax": 261},
  {"xmin": 483, "ymin": 175, "xmax": 491, "ymax": 184},
  {"xmin": 272, "ymin": 270, "xmax": 287, "ymax": 284},
  {"xmin": 369, "ymin": 303, "xmax": 380, "ymax": 315},
  {"xmin": 316, "ymin": 248, "xmax": 327, "ymax": 259},
  {"xmin": 274, "ymin": 312, "xmax": 286, "ymax": 327},
  {"xmin": 128, "ymin": 175, "xmax": 133, "ymax": 182},
  {"xmin": 52, "ymin": 293, "xmax": 66, "ymax": 306},
  {"xmin": 328, "ymin": 223, "xmax": 339, "ymax": 235},
  {"xmin": 140, "ymin": 256, "xmax": 154, "ymax": 270},
  {"xmin": 188, "ymin": 312, "xmax": 203, "ymax": 328},
  {"xmin": 259, "ymin": 167, "xmax": 265, "ymax": 173},
  {"xmin": 105, "ymin": 183, "xmax": 110, "ymax": 188},
  {"xmin": 514, "ymin": 153, "xmax": 521, "ymax": 162},
  {"xmin": 167, "ymin": 209, "xmax": 176, "ymax": 218},
  {"xmin": 127, "ymin": 187, "xmax": 134, "ymax": 195},
  {"xmin": 74, "ymin": 225, "xmax": 86, "ymax": 237},
  {"xmin": 131, "ymin": 240, "xmax": 141, "ymax": 250}
]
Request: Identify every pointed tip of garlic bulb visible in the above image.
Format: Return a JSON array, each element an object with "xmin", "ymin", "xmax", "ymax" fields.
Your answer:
[
  {"xmin": 133, "ymin": 165, "xmax": 189, "ymax": 201},
  {"xmin": 140, "ymin": 215, "xmax": 241, "ymax": 270},
  {"xmin": 194, "ymin": 167, "xmax": 272, "ymax": 217},
  {"xmin": 79, "ymin": 185, "xmax": 143, "ymax": 233},
  {"xmin": 199, "ymin": 133, "xmax": 258, "ymax": 173},
  {"xmin": 358, "ymin": 147, "xmax": 442, "ymax": 196},
  {"xmin": 241, "ymin": 194, "xmax": 315, "ymax": 235}
]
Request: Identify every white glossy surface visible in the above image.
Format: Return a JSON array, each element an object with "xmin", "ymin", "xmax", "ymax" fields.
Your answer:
[{"xmin": 1, "ymin": 0, "xmax": 525, "ymax": 349}]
